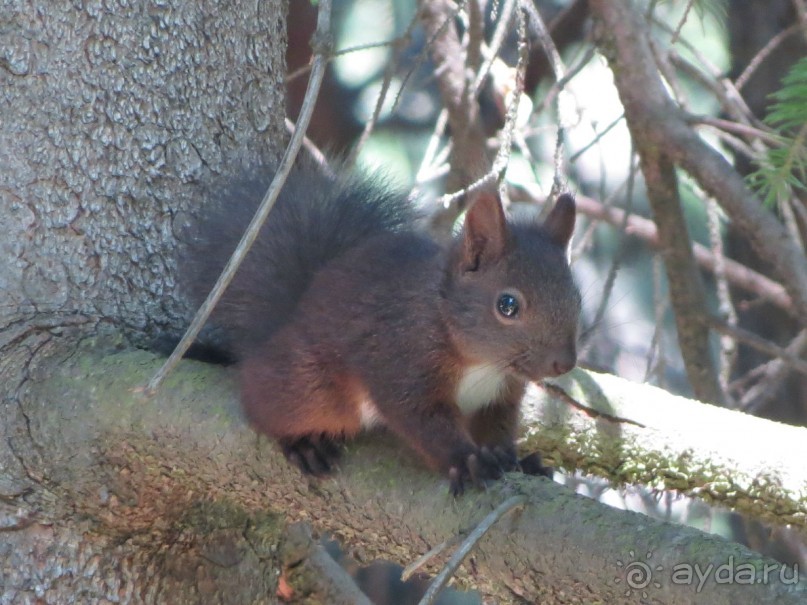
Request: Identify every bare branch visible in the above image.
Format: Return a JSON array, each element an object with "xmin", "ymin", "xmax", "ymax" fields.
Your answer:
[
  {"xmin": 735, "ymin": 23, "xmax": 803, "ymax": 91},
  {"xmin": 590, "ymin": 0, "xmax": 807, "ymax": 377},
  {"xmin": 708, "ymin": 319, "xmax": 807, "ymax": 378},
  {"xmin": 567, "ymin": 193, "xmax": 795, "ymax": 313},
  {"xmin": 418, "ymin": 0, "xmax": 489, "ymax": 191},
  {"xmin": 740, "ymin": 330, "xmax": 807, "ymax": 412},
  {"xmin": 418, "ymin": 495, "xmax": 527, "ymax": 605}
]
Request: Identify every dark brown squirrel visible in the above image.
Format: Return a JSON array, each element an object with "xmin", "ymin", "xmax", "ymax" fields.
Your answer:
[{"xmin": 184, "ymin": 162, "xmax": 581, "ymax": 495}]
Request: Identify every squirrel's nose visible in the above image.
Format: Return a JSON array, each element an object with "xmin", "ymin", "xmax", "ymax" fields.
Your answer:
[
  {"xmin": 550, "ymin": 351, "xmax": 576, "ymax": 376},
  {"xmin": 551, "ymin": 361, "xmax": 572, "ymax": 376}
]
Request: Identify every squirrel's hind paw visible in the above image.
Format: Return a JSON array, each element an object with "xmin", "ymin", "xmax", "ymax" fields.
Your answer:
[{"xmin": 279, "ymin": 434, "xmax": 343, "ymax": 477}]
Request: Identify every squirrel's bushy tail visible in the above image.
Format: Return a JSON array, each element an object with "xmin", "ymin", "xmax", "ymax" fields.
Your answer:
[{"xmin": 183, "ymin": 161, "xmax": 416, "ymax": 357}]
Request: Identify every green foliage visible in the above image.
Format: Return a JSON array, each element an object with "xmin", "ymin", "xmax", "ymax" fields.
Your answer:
[{"xmin": 747, "ymin": 56, "xmax": 807, "ymax": 206}]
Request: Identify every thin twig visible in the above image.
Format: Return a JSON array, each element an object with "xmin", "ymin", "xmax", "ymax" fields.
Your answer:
[
  {"xmin": 415, "ymin": 109, "xmax": 450, "ymax": 189},
  {"xmin": 698, "ymin": 125, "xmax": 758, "ymax": 160},
  {"xmin": 286, "ymin": 38, "xmax": 397, "ymax": 84},
  {"xmin": 707, "ymin": 197, "xmax": 738, "ymax": 406},
  {"xmin": 401, "ymin": 537, "xmax": 460, "ymax": 582},
  {"xmin": 740, "ymin": 330, "xmax": 807, "ymax": 412},
  {"xmin": 686, "ymin": 115, "xmax": 778, "ymax": 146},
  {"xmin": 780, "ymin": 155, "xmax": 807, "ymax": 251},
  {"xmin": 284, "ymin": 118, "xmax": 333, "ymax": 176},
  {"xmin": 533, "ymin": 44, "xmax": 596, "ymax": 118},
  {"xmin": 657, "ymin": 22, "xmax": 758, "ymax": 128},
  {"xmin": 399, "ymin": 0, "xmax": 466, "ymax": 123},
  {"xmin": 549, "ymin": 125, "xmax": 566, "ymax": 201},
  {"xmin": 145, "ymin": 0, "xmax": 333, "ymax": 394},
  {"xmin": 492, "ymin": 2, "xmax": 530, "ymax": 187},
  {"xmin": 520, "ymin": 0, "xmax": 566, "ymax": 81},
  {"xmin": 707, "ymin": 317, "xmax": 807, "ymax": 377},
  {"xmin": 283, "ymin": 523, "xmax": 374, "ymax": 605},
  {"xmin": 568, "ymin": 114, "xmax": 625, "ymax": 163},
  {"xmin": 417, "ymin": 495, "xmax": 528, "ymax": 605},
  {"xmin": 473, "ymin": 0, "xmax": 517, "ymax": 95},
  {"xmin": 347, "ymin": 15, "xmax": 419, "ymax": 167},
  {"xmin": 438, "ymin": 167, "xmax": 499, "ymax": 207},
  {"xmin": 580, "ymin": 149, "xmax": 637, "ymax": 358},
  {"xmin": 734, "ymin": 23, "xmax": 802, "ymax": 91},
  {"xmin": 669, "ymin": 0, "xmax": 696, "ymax": 46},
  {"xmin": 519, "ymin": 0, "xmax": 569, "ymax": 201},
  {"xmin": 643, "ymin": 255, "xmax": 668, "ymax": 386},
  {"xmin": 650, "ymin": 38, "xmax": 687, "ymax": 109}
]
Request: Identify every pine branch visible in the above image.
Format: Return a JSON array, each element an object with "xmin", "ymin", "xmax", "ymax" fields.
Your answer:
[{"xmin": 748, "ymin": 56, "xmax": 807, "ymax": 205}]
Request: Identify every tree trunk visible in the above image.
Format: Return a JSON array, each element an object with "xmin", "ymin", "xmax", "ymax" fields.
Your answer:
[
  {"xmin": 0, "ymin": 0, "xmax": 287, "ymax": 348},
  {"xmin": 1, "ymin": 1, "xmax": 285, "ymax": 602}
]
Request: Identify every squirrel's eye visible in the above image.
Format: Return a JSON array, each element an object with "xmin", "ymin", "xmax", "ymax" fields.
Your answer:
[{"xmin": 497, "ymin": 293, "xmax": 519, "ymax": 318}]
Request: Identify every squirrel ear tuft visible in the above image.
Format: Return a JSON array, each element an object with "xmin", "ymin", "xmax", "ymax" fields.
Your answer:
[
  {"xmin": 543, "ymin": 193, "xmax": 576, "ymax": 249},
  {"xmin": 461, "ymin": 192, "xmax": 508, "ymax": 272}
]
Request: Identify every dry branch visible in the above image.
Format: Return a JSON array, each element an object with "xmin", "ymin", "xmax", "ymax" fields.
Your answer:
[
  {"xmin": 569, "ymin": 193, "xmax": 795, "ymax": 314},
  {"xmin": 418, "ymin": 0, "xmax": 489, "ymax": 192},
  {"xmin": 590, "ymin": 0, "xmax": 724, "ymax": 404},
  {"xmin": 589, "ymin": 0, "xmax": 807, "ymax": 327}
]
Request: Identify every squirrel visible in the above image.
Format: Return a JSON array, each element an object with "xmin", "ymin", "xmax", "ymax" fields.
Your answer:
[{"xmin": 183, "ymin": 161, "xmax": 580, "ymax": 495}]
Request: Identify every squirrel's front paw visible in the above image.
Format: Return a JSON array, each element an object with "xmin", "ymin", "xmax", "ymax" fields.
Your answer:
[
  {"xmin": 448, "ymin": 446, "xmax": 505, "ymax": 496},
  {"xmin": 279, "ymin": 434, "xmax": 343, "ymax": 477},
  {"xmin": 488, "ymin": 441, "xmax": 518, "ymax": 472}
]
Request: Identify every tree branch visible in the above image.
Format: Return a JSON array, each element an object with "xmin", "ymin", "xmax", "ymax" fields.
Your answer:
[
  {"xmin": 7, "ymin": 343, "xmax": 807, "ymax": 603},
  {"xmin": 567, "ymin": 193, "xmax": 795, "ymax": 314},
  {"xmin": 418, "ymin": 0, "xmax": 489, "ymax": 192},
  {"xmin": 589, "ymin": 0, "xmax": 724, "ymax": 404},
  {"xmin": 590, "ymin": 0, "xmax": 807, "ymax": 328}
]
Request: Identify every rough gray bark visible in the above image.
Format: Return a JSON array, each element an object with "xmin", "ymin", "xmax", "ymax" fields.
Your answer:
[
  {"xmin": 0, "ymin": 1, "xmax": 286, "ymax": 602},
  {"xmin": 0, "ymin": 0, "xmax": 286, "ymax": 345}
]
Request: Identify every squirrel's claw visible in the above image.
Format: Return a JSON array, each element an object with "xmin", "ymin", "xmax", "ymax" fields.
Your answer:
[
  {"xmin": 280, "ymin": 434, "xmax": 342, "ymax": 477},
  {"xmin": 449, "ymin": 447, "xmax": 506, "ymax": 496},
  {"xmin": 489, "ymin": 443, "xmax": 518, "ymax": 471}
]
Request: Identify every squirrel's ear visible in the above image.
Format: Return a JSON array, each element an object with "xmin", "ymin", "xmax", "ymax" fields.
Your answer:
[
  {"xmin": 461, "ymin": 192, "xmax": 508, "ymax": 272},
  {"xmin": 543, "ymin": 193, "xmax": 576, "ymax": 249}
]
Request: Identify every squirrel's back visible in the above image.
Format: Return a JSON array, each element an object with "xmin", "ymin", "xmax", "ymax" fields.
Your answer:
[{"xmin": 183, "ymin": 161, "xmax": 417, "ymax": 356}]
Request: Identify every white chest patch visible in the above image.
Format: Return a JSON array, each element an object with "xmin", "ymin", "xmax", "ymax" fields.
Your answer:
[
  {"xmin": 359, "ymin": 399, "xmax": 383, "ymax": 428},
  {"xmin": 455, "ymin": 363, "xmax": 508, "ymax": 415}
]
